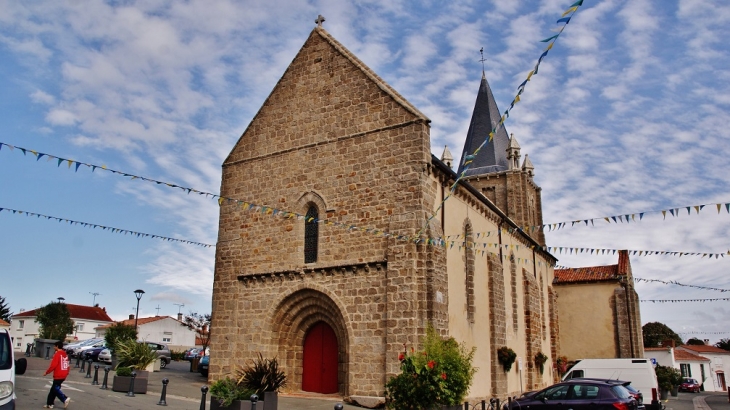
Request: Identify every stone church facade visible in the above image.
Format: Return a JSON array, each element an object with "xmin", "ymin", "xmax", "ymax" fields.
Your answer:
[{"xmin": 211, "ymin": 25, "xmax": 558, "ymax": 403}]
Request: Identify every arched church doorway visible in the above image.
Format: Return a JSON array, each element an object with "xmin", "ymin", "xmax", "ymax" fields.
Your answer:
[{"xmin": 302, "ymin": 321, "xmax": 338, "ymax": 393}]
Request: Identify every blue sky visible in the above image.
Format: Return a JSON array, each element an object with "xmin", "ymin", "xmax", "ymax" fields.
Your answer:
[{"xmin": 1, "ymin": 0, "xmax": 729, "ymax": 344}]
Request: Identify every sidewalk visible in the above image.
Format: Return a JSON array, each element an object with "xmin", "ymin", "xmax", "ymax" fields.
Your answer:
[{"xmin": 15, "ymin": 355, "xmax": 362, "ymax": 409}]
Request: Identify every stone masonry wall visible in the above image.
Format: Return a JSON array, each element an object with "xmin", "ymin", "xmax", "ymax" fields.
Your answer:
[
  {"xmin": 488, "ymin": 252, "xmax": 507, "ymax": 396},
  {"xmin": 523, "ymin": 268, "xmax": 541, "ymax": 391},
  {"xmin": 212, "ymin": 27, "xmax": 434, "ymax": 397}
]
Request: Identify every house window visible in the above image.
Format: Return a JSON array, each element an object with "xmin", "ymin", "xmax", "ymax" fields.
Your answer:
[
  {"xmin": 680, "ymin": 363, "xmax": 692, "ymax": 377},
  {"xmin": 163, "ymin": 332, "xmax": 172, "ymax": 343},
  {"xmin": 18, "ymin": 320, "xmax": 24, "ymax": 329},
  {"xmin": 304, "ymin": 205, "xmax": 318, "ymax": 263},
  {"xmin": 76, "ymin": 323, "xmax": 84, "ymax": 332}
]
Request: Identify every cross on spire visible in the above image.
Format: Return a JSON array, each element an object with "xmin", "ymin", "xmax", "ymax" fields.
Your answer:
[
  {"xmin": 479, "ymin": 47, "xmax": 487, "ymax": 73},
  {"xmin": 315, "ymin": 14, "xmax": 325, "ymax": 27}
]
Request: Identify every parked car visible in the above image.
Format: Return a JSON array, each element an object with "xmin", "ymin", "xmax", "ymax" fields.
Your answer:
[
  {"xmin": 1, "ymin": 329, "xmax": 26, "ymax": 409},
  {"xmin": 679, "ymin": 378, "xmax": 701, "ymax": 393},
  {"xmin": 66, "ymin": 338, "xmax": 103, "ymax": 357},
  {"xmin": 83, "ymin": 346, "xmax": 107, "ymax": 362},
  {"xmin": 508, "ymin": 379, "xmax": 638, "ymax": 410},
  {"xmin": 143, "ymin": 341, "xmax": 171, "ymax": 368},
  {"xmin": 198, "ymin": 355, "xmax": 209, "ymax": 377},
  {"xmin": 73, "ymin": 339, "xmax": 105, "ymax": 357},
  {"xmin": 98, "ymin": 348, "xmax": 112, "ymax": 364},
  {"xmin": 566, "ymin": 378, "xmax": 643, "ymax": 410},
  {"xmin": 183, "ymin": 348, "xmax": 200, "ymax": 361}
]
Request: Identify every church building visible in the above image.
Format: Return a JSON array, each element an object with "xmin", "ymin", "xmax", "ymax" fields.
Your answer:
[{"xmin": 211, "ymin": 22, "xmax": 558, "ymax": 405}]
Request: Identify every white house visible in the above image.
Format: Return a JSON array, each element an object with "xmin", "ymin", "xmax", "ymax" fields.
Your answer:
[
  {"xmin": 677, "ymin": 344, "xmax": 730, "ymax": 392},
  {"xmin": 95, "ymin": 315, "xmax": 197, "ymax": 351},
  {"xmin": 9, "ymin": 303, "xmax": 114, "ymax": 351}
]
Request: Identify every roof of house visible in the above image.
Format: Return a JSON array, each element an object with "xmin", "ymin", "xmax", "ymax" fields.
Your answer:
[
  {"xmin": 0, "ymin": 319, "xmax": 9, "ymax": 327},
  {"xmin": 679, "ymin": 344, "xmax": 730, "ymax": 354},
  {"xmin": 457, "ymin": 72, "xmax": 512, "ymax": 176},
  {"xmin": 96, "ymin": 315, "xmax": 180, "ymax": 330},
  {"xmin": 554, "ymin": 250, "xmax": 630, "ymax": 284},
  {"xmin": 674, "ymin": 349, "xmax": 710, "ymax": 362},
  {"xmin": 12, "ymin": 303, "xmax": 113, "ymax": 322},
  {"xmin": 644, "ymin": 347, "xmax": 671, "ymax": 352}
]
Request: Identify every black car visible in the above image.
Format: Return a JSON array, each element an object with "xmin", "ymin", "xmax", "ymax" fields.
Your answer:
[
  {"xmin": 566, "ymin": 378, "xmax": 644, "ymax": 410},
  {"xmin": 508, "ymin": 379, "xmax": 638, "ymax": 410},
  {"xmin": 83, "ymin": 346, "xmax": 106, "ymax": 362}
]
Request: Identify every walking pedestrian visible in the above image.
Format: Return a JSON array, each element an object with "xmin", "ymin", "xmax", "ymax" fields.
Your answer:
[{"xmin": 43, "ymin": 340, "xmax": 71, "ymax": 408}]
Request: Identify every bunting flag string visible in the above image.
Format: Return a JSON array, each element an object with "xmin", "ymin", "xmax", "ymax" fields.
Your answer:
[
  {"xmin": 418, "ymin": 0, "xmax": 584, "ymax": 237},
  {"xmin": 547, "ymin": 246, "xmax": 728, "ymax": 259},
  {"xmin": 0, "ymin": 206, "xmax": 214, "ymax": 248},
  {"xmin": 641, "ymin": 298, "xmax": 730, "ymax": 303},
  {"xmin": 634, "ymin": 277, "xmax": 730, "ymax": 293}
]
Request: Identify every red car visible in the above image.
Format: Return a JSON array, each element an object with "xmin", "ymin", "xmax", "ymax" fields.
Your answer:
[{"xmin": 679, "ymin": 378, "xmax": 701, "ymax": 393}]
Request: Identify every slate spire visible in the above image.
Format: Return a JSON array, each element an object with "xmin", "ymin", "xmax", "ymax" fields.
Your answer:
[{"xmin": 457, "ymin": 72, "xmax": 511, "ymax": 176}]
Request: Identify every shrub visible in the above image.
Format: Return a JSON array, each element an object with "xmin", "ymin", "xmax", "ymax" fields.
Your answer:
[
  {"xmin": 385, "ymin": 325, "xmax": 477, "ymax": 409},
  {"xmin": 104, "ymin": 322, "xmax": 138, "ymax": 353},
  {"xmin": 497, "ymin": 346, "xmax": 517, "ymax": 372},
  {"xmin": 236, "ymin": 353, "xmax": 287, "ymax": 395},
  {"xmin": 210, "ymin": 377, "xmax": 254, "ymax": 407},
  {"xmin": 170, "ymin": 350, "xmax": 185, "ymax": 361},
  {"xmin": 115, "ymin": 366, "xmax": 132, "ymax": 377},
  {"xmin": 114, "ymin": 339, "xmax": 157, "ymax": 370}
]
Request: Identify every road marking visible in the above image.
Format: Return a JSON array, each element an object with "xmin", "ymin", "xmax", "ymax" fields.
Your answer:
[
  {"xmin": 693, "ymin": 396, "xmax": 711, "ymax": 410},
  {"xmin": 44, "ymin": 383, "xmax": 86, "ymax": 393}
]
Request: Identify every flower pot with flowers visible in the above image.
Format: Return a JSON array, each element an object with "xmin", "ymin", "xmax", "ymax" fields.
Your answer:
[
  {"xmin": 534, "ymin": 352, "xmax": 548, "ymax": 375},
  {"xmin": 385, "ymin": 325, "xmax": 476, "ymax": 410},
  {"xmin": 555, "ymin": 356, "xmax": 568, "ymax": 375},
  {"xmin": 497, "ymin": 347, "xmax": 517, "ymax": 372}
]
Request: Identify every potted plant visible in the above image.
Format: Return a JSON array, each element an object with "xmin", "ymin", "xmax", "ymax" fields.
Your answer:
[
  {"xmin": 111, "ymin": 366, "xmax": 148, "ymax": 394},
  {"xmin": 111, "ymin": 339, "xmax": 157, "ymax": 393},
  {"xmin": 237, "ymin": 353, "xmax": 288, "ymax": 410},
  {"xmin": 556, "ymin": 356, "xmax": 568, "ymax": 375},
  {"xmin": 655, "ymin": 365, "xmax": 680, "ymax": 400},
  {"xmin": 497, "ymin": 346, "xmax": 517, "ymax": 372},
  {"xmin": 209, "ymin": 377, "xmax": 255, "ymax": 410},
  {"xmin": 534, "ymin": 352, "xmax": 548, "ymax": 375}
]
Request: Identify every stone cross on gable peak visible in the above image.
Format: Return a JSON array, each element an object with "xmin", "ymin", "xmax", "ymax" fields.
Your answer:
[{"xmin": 315, "ymin": 15, "xmax": 326, "ymax": 26}]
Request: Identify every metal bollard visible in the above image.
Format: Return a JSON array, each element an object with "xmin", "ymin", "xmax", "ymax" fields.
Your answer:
[
  {"xmin": 335, "ymin": 403, "xmax": 344, "ymax": 410},
  {"xmin": 79, "ymin": 357, "xmax": 86, "ymax": 373},
  {"xmin": 199, "ymin": 386, "xmax": 209, "ymax": 410},
  {"xmin": 464, "ymin": 402, "xmax": 469, "ymax": 410},
  {"xmin": 75, "ymin": 354, "xmax": 81, "ymax": 368},
  {"xmin": 85, "ymin": 359, "xmax": 93, "ymax": 378},
  {"xmin": 250, "ymin": 394, "xmax": 259, "ymax": 410},
  {"xmin": 127, "ymin": 371, "xmax": 137, "ymax": 397},
  {"xmin": 100, "ymin": 366, "xmax": 110, "ymax": 390},
  {"xmin": 92, "ymin": 364, "xmax": 100, "ymax": 385},
  {"xmin": 157, "ymin": 378, "xmax": 169, "ymax": 406},
  {"xmin": 45, "ymin": 346, "xmax": 51, "ymax": 360}
]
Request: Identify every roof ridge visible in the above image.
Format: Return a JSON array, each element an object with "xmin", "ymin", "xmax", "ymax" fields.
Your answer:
[{"xmin": 314, "ymin": 27, "xmax": 429, "ymax": 123}]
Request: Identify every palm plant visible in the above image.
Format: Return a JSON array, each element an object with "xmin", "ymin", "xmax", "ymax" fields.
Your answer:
[{"xmin": 236, "ymin": 353, "xmax": 287, "ymax": 395}]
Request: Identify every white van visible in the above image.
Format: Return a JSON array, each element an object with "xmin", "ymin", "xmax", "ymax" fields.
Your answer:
[
  {"xmin": 1, "ymin": 329, "xmax": 27, "ymax": 409},
  {"xmin": 563, "ymin": 358, "xmax": 660, "ymax": 410}
]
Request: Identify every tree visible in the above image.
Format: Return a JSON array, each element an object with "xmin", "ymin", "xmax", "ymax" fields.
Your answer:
[
  {"xmin": 182, "ymin": 312, "xmax": 211, "ymax": 355},
  {"xmin": 35, "ymin": 302, "xmax": 74, "ymax": 341},
  {"xmin": 0, "ymin": 296, "xmax": 12, "ymax": 323},
  {"xmin": 686, "ymin": 338, "xmax": 705, "ymax": 345},
  {"xmin": 104, "ymin": 322, "xmax": 138, "ymax": 352},
  {"xmin": 643, "ymin": 322, "xmax": 683, "ymax": 348},
  {"xmin": 715, "ymin": 338, "xmax": 730, "ymax": 351}
]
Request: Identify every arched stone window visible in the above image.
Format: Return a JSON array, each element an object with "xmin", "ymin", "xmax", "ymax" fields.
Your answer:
[
  {"xmin": 510, "ymin": 253, "xmax": 518, "ymax": 333},
  {"xmin": 304, "ymin": 205, "xmax": 319, "ymax": 263}
]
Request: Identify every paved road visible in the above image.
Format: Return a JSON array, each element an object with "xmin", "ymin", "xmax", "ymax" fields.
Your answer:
[
  {"xmin": 14, "ymin": 356, "xmax": 360, "ymax": 410},
  {"xmin": 15, "ymin": 356, "xmax": 730, "ymax": 410}
]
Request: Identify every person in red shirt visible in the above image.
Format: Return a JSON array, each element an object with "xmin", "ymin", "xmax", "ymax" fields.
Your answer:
[{"xmin": 43, "ymin": 340, "xmax": 71, "ymax": 408}]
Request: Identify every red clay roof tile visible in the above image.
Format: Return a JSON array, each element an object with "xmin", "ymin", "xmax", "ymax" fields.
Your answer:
[{"xmin": 13, "ymin": 303, "xmax": 113, "ymax": 322}]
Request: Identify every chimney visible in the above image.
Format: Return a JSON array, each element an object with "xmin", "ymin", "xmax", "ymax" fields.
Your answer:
[
  {"xmin": 704, "ymin": 339, "xmax": 710, "ymax": 345},
  {"xmin": 177, "ymin": 313, "xmax": 183, "ymax": 321},
  {"xmin": 129, "ymin": 314, "xmax": 135, "ymax": 320},
  {"xmin": 661, "ymin": 339, "xmax": 676, "ymax": 348}
]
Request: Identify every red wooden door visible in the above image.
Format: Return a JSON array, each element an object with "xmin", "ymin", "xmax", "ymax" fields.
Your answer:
[{"xmin": 302, "ymin": 321, "xmax": 338, "ymax": 393}]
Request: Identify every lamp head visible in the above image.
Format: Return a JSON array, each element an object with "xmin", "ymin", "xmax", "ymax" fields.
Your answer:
[{"xmin": 134, "ymin": 289, "xmax": 145, "ymax": 300}]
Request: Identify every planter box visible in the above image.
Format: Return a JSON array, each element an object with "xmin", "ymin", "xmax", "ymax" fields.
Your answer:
[
  {"xmin": 263, "ymin": 391, "xmax": 278, "ymax": 410},
  {"xmin": 111, "ymin": 375, "xmax": 148, "ymax": 394},
  {"xmin": 210, "ymin": 398, "xmax": 264, "ymax": 410}
]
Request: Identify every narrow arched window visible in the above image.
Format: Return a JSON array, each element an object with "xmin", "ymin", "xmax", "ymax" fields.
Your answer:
[{"xmin": 304, "ymin": 205, "xmax": 318, "ymax": 263}]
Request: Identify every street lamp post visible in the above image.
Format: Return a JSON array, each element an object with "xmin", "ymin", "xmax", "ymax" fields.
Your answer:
[{"xmin": 133, "ymin": 289, "xmax": 145, "ymax": 330}]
